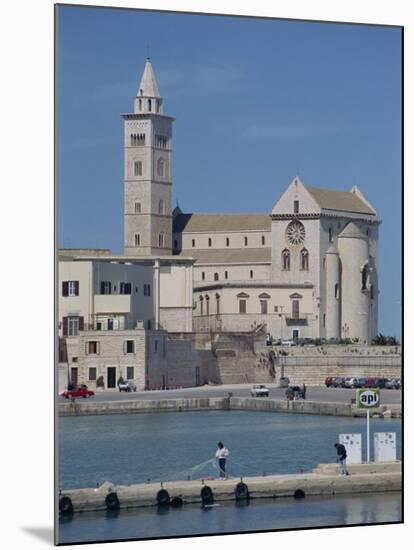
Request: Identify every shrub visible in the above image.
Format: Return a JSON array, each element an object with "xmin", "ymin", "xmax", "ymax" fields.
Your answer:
[{"xmin": 96, "ymin": 375, "xmax": 105, "ymax": 388}]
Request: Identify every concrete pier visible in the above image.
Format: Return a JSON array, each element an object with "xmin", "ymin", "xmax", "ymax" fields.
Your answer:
[
  {"xmin": 58, "ymin": 396, "xmax": 401, "ymax": 418},
  {"xmin": 59, "ymin": 462, "xmax": 401, "ymax": 514}
]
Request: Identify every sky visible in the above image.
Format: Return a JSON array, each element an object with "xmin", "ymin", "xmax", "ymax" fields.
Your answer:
[{"xmin": 57, "ymin": 5, "xmax": 402, "ymax": 338}]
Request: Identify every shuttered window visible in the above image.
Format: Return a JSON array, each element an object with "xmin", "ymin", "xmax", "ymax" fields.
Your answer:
[
  {"xmin": 239, "ymin": 299, "xmax": 246, "ymax": 314},
  {"xmin": 62, "ymin": 281, "xmax": 79, "ymax": 296},
  {"xmin": 292, "ymin": 300, "xmax": 300, "ymax": 319},
  {"xmin": 126, "ymin": 366, "xmax": 134, "ymax": 380}
]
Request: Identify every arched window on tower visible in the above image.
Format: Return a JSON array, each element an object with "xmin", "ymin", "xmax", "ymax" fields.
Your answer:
[
  {"xmin": 134, "ymin": 233, "xmax": 141, "ymax": 247},
  {"xmin": 329, "ymin": 227, "xmax": 333, "ymax": 242},
  {"xmin": 282, "ymin": 249, "xmax": 290, "ymax": 271},
  {"xmin": 148, "ymin": 99, "xmax": 152, "ymax": 112},
  {"xmin": 335, "ymin": 283, "xmax": 339, "ymax": 299},
  {"xmin": 134, "ymin": 201, "xmax": 141, "ymax": 213},
  {"xmin": 138, "ymin": 99, "xmax": 142, "ymax": 111},
  {"xmin": 300, "ymin": 248, "xmax": 309, "ymax": 270},
  {"xmin": 205, "ymin": 295, "xmax": 210, "ymax": 316},
  {"xmin": 157, "ymin": 158, "xmax": 164, "ymax": 177},
  {"xmin": 200, "ymin": 296, "xmax": 204, "ymax": 316}
]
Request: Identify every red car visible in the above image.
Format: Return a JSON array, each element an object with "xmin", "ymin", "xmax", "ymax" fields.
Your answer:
[
  {"xmin": 61, "ymin": 385, "xmax": 95, "ymax": 399},
  {"xmin": 325, "ymin": 377, "xmax": 335, "ymax": 387}
]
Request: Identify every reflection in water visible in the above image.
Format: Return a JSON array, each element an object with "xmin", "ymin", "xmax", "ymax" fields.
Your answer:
[{"xmin": 58, "ymin": 492, "xmax": 402, "ymax": 544}]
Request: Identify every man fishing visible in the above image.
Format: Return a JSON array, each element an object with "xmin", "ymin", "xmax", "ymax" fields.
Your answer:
[{"xmin": 215, "ymin": 442, "xmax": 230, "ymax": 479}]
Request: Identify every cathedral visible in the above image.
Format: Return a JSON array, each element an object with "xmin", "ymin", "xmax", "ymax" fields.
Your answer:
[{"xmin": 123, "ymin": 59, "xmax": 380, "ymax": 344}]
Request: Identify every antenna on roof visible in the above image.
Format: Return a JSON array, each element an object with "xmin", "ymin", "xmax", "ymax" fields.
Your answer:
[{"xmin": 146, "ymin": 41, "xmax": 150, "ymax": 60}]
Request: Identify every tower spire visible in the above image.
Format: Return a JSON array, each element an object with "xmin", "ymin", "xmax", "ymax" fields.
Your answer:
[{"xmin": 134, "ymin": 58, "xmax": 163, "ymax": 115}]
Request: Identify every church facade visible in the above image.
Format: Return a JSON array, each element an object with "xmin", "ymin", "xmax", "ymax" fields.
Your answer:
[{"xmin": 124, "ymin": 59, "xmax": 380, "ymax": 343}]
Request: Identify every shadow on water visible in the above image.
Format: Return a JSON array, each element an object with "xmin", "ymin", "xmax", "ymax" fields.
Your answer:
[{"xmin": 21, "ymin": 527, "xmax": 54, "ymax": 544}]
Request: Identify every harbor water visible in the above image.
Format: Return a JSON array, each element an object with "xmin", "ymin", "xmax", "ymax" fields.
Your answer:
[{"xmin": 58, "ymin": 410, "xmax": 402, "ymax": 543}]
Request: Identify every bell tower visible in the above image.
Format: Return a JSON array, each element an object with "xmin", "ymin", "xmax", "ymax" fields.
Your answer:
[{"xmin": 123, "ymin": 58, "xmax": 175, "ymax": 256}]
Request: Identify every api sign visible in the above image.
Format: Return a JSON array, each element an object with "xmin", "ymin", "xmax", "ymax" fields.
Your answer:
[{"xmin": 356, "ymin": 388, "xmax": 380, "ymax": 409}]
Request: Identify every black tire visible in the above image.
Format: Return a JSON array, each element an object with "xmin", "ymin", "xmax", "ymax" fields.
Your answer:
[
  {"xmin": 170, "ymin": 496, "xmax": 183, "ymax": 507},
  {"xmin": 157, "ymin": 489, "xmax": 170, "ymax": 506},
  {"xmin": 200, "ymin": 485, "xmax": 214, "ymax": 504},
  {"xmin": 235, "ymin": 482, "xmax": 249, "ymax": 501},
  {"xmin": 59, "ymin": 496, "xmax": 73, "ymax": 514},
  {"xmin": 294, "ymin": 489, "xmax": 305, "ymax": 499},
  {"xmin": 105, "ymin": 491, "xmax": 120, "ymax": 510}
]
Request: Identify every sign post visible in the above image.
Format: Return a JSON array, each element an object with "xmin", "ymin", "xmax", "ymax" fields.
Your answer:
[{"xmin": 356, "ymin": 388, "xmax": 380, "ymax": 463}]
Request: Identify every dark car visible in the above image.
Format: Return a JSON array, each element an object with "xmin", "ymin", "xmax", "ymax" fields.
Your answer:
[
  {"xmin": 61, "ymin": 385, "xmax": 95, "ymax": 399},
  {"xmin": 333, "ymin": 377, "xmax": 346, "ymax": 388},
  {"xmin": 285, "ymin": 385, "xmax": 306, "ymax": 400},
  {"xmin": 365, "ymin": 377, "xmax": 376, "ymax": 388},
  {"xmin": 325, "ymin": 376, "xmax": 336, "ymax": 387},
  {"xmin": 385, "ymin": 378, "xmax": 399, "ymax": 389},
  {"xmin": 353, "ymin": 378, "xmax": 368, "ymax": 388},
  {"xmin": 374, "ymin": 378, "xmax": 389, "ymax": 389}
]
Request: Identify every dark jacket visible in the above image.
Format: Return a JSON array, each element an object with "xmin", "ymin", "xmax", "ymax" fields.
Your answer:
[{"xmin": 336, "ymin": 444, "xmax": 347, "ymax": 459}]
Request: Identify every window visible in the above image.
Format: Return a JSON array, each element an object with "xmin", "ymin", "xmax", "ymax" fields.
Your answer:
[
  {"xmin": 126, "ymin": 366, "xmax": 134, "ymax": 380},
  {"xmin": 214, "ymin": 273, "xmax": 219, "ymax": 281},
  {"xmin": 292, "ymin": 300, "xmax": 300, "ymax": 319},
  {"xmin": 147, "ymin": 319, "xmax": 152, "ymax": 330},
  {"xmin": 62, "ymin": 281, "xmax": 79, "ymax": 297},
  {"xmin": 134, "ymin": 233, "xmax": 141, "ymax": 247},
  {"xmin": 239, "ymin": 299, "xmax": 246, "ymax": 314},
  {"xmin": 158, "ymin": 232, "xmax": 165, "ymax": 248},
  {"xmin": 225, "ymin": 271, "xmax": 228, "ymax": 280},
  {"xmin": 68, "ymin": 316, "xmax": 79, "ymax": 336},
  {"xmin": 143, "ymin": 284, "xmax": 151, "ymax": 296},
  {"xmin": 300, "ymin": 248, "xmax": 309, "ymax": 270},
  {"xmin": 107, "ymin": 318, "xmax": 114, "ymax": 330},
  {"xmin": 130, "ymin": 133, "xmax": 145, "ymax": 146},
  {"xmin": 86, "ymin": 341, "xmax": 99, "ymax": 355},
  {"xmin": 157, "ymin": 158, "xmax": 164, "ymax": 177},
  {"xmin": 323, "ymin": 314, "xmax": 326, "ymax": 328},
  {"xmin": 154, "ymin": 339, "xmax": 158, "ymax": 352},
  {"xmin": 208, "ymin": 238, "xmax": 212, "ymax": 247},
  {"xmin": 192, "ymin": 239, "xmax": 195, "ymax": 248},
  {"xmin": 72, "ymin": 357, "xmax": 78, "ymax": 362},
  {"xmin": 216, "ymin": 294, "xmax": 220, "ymax": 314},
  {"xmin": 260, "ymin": 300, "xmax": 268, "ymax": 314},
  {"xmin": 274, "ymin": 306, "xmax": 279, "ymax": 312},
  {"xmin": 226, "ymin": 237, "xmax": 230, "ymax": 247},
  {"xmin": 294, "ymin": 200, "xmax": 299, "ymax": 214},
  {"xmin": 138, "ymin": 99, "xmax": 142, "ymax": 111},
  {"xmin": 202, "ymin": 272, "xmax": 205, "ymax": 281},
  {"xmin": 261, "ymin": 235, "xmax": 265, "ymax": 245},
  {"xmin": 370, "ymin": 284, "xmax": 375, "ymax": 300},
  {"xmin": 335, "ymin": 283, "xmax": 339, "ymax": 299},
  {"xmin": 134, "ymin": 161, "xmax": 142, "ymax": 176},
  {"xmin": 250, "ymin": 270, "xmax": 253, "ymax": 279},
  {"xmin": 120, "ymin": 282, "xmax": 132, "ymax": 295},
  {"xmin": 205, "ymin": 295, "xmax": 210, "ymax": 316},
  {"xmin": 134, "ymin": 201, "xmax": 141, "ymax": 213},
  {"xmin": 174, "ymin": 239, "xmax": 178, "ymax": 249},
  {"xmin": 159, "ymin": 200, "xmax": 164, "ymax": 214},
  {"xmin": 88, "ymin": 368, "xmax": 97, "ymax": 381},
  {"xmin": 329, "ymin": 227, "xmax": 333, "ymax": 242},
  {"xmin": 148, "ymin": 99, "xmax": 152, "ymax": 111},
  {"xmin": 200, "ymin": 296, "xmax": 204, "ymax": 315},
  {"xmin": 100, "ymin": 281, "xmax": 112, "ymax": 295},
  {"xmin": 155, "ymin": 135, "xmax": 168, "ymax": 148},
  {"xmin": 125, "ymin": 340, "xmax": 135, "ymax": 354},
  {"xmin": 244, "ymin": 236, "xmax": 248, "ymax": 246},
  {"xmin": 282, "ymin": 249, "xmax": 290, "ymax": 270}
]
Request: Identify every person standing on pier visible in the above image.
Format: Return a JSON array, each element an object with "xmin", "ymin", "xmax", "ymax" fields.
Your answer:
[
  {"xmin": 334, "ymin": 443, "xmax": 349, "ymax": 476},
  {"xmin": 216, "ymin": 442, "xmax": 230, "ymax": 479}
]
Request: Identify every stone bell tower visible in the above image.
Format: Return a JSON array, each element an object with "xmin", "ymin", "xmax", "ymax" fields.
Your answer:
[{"xmin": 123, "ymin": 58, "xmax": 175, "ymax": 256}]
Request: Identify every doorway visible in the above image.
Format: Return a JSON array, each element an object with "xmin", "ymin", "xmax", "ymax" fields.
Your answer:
[
  {"xmin": 107, "ymin": 367, "xmax": 116, "ymax": 389},
  {"xmin": 70, "ymin": 367, "xmax": 78, "ymax": 387}
]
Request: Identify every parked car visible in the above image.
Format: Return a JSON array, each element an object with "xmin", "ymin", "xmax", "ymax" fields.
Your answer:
[
  {"xmin": 61, "ymin": 385, "xmax": 95, "ymax": 399},
  {"xmin": 385, "ymin": 378, "xmax": 399, "ymax": 389},
  {"xmin": 325, "ymin": 376, "xmax": 336, "ymax": 387},
  {"xmin": 365, "ymin": 377, "xmax": 376, "ymax": 388},
  {"xmin": 374, "ymin": 378, "xmax": 389, "ymax": 389},
  {"xmin": 353, "ymin": 378, "xmax": 368, "ymax": 388},
  {"xmin": 395, "ymin": 378, "xmax": 402, "ymax": 390},
  {"xmin": 118, "ymin": 380, "xmax": 137, "ymax": 392},
  {"xmin": 279, "ymin": 377, "xmax": 290, "ymax": 388},
  {"xmin": 343, "ymin": 377, "xmax": 355, "ymax": 388},
  {"xmin": 332, "ymin": 376, "xmax": 346, "ymax": 388},
  {"xmin": 250, "ymin": 384, "xmax": 270, "ymax": 397},
  {"xmin": 286, "ymin": 385, "xmax": 306, "ymax": 400}
]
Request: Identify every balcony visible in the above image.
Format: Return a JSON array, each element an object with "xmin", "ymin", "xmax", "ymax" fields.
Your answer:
[{"xmin": 94, "ymin": 294, "xmax": 131, "ymax": 314}]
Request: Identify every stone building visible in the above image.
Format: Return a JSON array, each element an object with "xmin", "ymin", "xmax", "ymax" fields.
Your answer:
[{"xmin": 124, "ymin": 59, "xmax": 380, "ymax": 343}]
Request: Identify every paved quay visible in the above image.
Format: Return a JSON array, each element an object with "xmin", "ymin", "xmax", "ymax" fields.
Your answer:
[
  {"xmin": 59, "ymin": 462, "xmax": 401, "ymax": 514},
  {"xmin": 58, "ymin": 395, "xmax": 401, "ymax": 418}
]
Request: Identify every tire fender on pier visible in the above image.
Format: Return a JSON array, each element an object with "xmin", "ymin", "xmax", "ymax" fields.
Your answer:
[
  {"xmin": 59, "ymin": 496, "xmax": 73, "ymax": 514},
  {"xmin": 200, "ymin": 485, "xmax": 214, "ymax": 504},
  {"xmin": 157, "ymin": 489, "xmax": 171, "ymax": 506},
  {"xmin": 105, "ymin": 491, "xmax": 120, "ymax": 510},
  {"xmin": 235, "ymin": 482, "xmax": 249, "ymax": 500}
]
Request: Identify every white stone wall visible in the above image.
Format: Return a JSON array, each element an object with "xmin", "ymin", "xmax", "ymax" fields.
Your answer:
[
  {"xmin": 194, "ymin": 263, "xmax": 270, "ymax": 284},
  {"xmin": 181, "ymin": 230, "xmax": 271, "ymax": 250},
  {"xmin": 59, "ymin": 261, "xmax": 93, "ymax": 336}
]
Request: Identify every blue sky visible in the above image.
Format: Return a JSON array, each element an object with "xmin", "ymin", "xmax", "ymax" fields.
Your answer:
[{"xmin": 57, "ymin": 5, "xmax": 402, "ymax": 338}]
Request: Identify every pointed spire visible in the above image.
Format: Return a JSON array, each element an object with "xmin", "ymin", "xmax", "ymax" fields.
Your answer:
[
  {"xmin": 134, "ymin": 59, "xmax": 163, "ymax": 114},
  {"xmin": 137, "ymin": 59, "xmax": 161, "ymax": 98}
]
